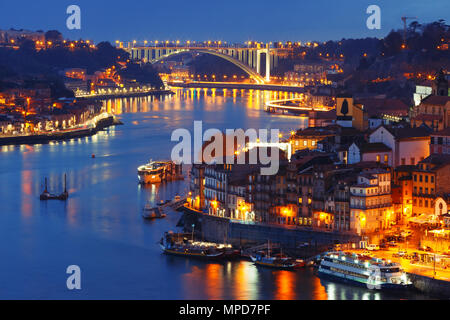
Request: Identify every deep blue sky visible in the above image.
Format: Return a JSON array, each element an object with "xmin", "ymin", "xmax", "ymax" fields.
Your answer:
[{"xmin": 0, "ymin": 0, "xmax": 448, "ymax": 43}]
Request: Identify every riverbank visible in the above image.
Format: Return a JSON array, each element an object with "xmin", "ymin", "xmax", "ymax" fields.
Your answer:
[
  {"xmin": 76, "ymin": 89, "xmax": 174, "ymax": 100},
  {"xmin": 408, "ymin": 273, "xmax": 450, "ymax": 298},
  {"xmin": 179, "ymin": 206, "xmax": 361, "ymax": 258},
  {"xmin": 0, "ymin": 115, "xmax": 121, "ymax": 146}
]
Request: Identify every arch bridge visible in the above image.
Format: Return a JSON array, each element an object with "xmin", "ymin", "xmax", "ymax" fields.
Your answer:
[{"xmin": 125, "ymin": 45, "xmax": 280, "ymax": 84}]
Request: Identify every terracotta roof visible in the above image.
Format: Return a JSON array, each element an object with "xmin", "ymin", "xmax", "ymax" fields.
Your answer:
[
  {"xmin": 379, "ymin": 125, "xmax": 431, "ymax": 140},
  {"xmin": 431, "ymin": 127, "xmax": 450, "ymax": 137},
  {"xmin": 294, "ymin": 127, "xmax": 335, "ymax": 137},
  {"xmin": 356, "ymin": 98, "xmax": 409, "ymax": 117},
  {"xmin": 420, "ymin": 95, "xmax": 450, "ymax": 106},
  {"xmin": 419, "ymin": 154, "xmax": 450, "ymax": 166},
  {"xmin": 412, "ymin": 114, "xmax": 442, "ymax": 122},
  {"xmin": 360, "ymin": 142, "xmax": 391, "ymax": 153},
  {"xmin": 395, "ymin": 165, "xmax": 416, "ymax": 172}
]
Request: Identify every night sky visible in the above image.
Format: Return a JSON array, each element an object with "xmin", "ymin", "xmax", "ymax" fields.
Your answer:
[{"xmin": 0, "ymin": 0, "xmax": 448, "ymax": 43}]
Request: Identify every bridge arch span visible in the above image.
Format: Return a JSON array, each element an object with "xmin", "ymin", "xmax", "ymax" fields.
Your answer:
[{"xmin": 150, "ymin": 49, "xmax": 265, "ymax": 84}]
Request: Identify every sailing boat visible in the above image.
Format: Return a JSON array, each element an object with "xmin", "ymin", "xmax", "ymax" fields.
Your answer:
[
  {"xmin": 40, "ymin": 174, "xmax": 69, "ymax": 200},
  {"xmin": 250, "ymin": 240, "xmax": 305, "ymax": 269}
]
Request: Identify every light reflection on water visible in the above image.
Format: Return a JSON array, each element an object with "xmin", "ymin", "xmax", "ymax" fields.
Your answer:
[{"xmin": 0, "ymin": 88, "xmax": 428, "ymax": 299}]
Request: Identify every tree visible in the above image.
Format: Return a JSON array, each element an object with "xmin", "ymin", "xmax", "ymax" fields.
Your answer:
[
  {"xmin": 45, "ymin": 30, "xmax": 63, "ymax": 43},
  {"xmin": 382, "ymin": 30, "xmax": 403, "ymax": 56},
  {"xmin": 341, "ymin": 99, "xmax": 349, "ymax": 115}
]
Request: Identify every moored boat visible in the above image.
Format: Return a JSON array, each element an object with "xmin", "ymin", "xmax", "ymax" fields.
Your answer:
[
  {"xmin": 142, "ymin": 203, "xmax": 167, "ymax": 219},
  {"xmin": 160, "ymin": 232, "xmax": 234, "ymax": 260},
  {"xmin": 251, "ymin": 251, "xmax": 305, "ymax": 269},
  {"xmin": 40, "ymin": 175, "xmax": 69, "ymax": 200},
  {"xmin": 137, "ymin": 160, "xmax": 182, "ymax": 184},
  {"xmin": 318, "ymin": 251, "xmax": 412, "ymax": 290},
  {"xmin": 249, "ymin": 241, "xmax": 304, "ymax": 269}
]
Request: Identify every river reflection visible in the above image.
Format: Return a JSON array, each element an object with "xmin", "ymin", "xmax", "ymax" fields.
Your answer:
[{"xmin": 0, "ymin": 88, "xmax": 429, "ymax": 299}]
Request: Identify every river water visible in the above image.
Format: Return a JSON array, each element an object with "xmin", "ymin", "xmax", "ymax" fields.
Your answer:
[{"xmin": 0, "ymin": 88, "xmax": 428, "ymax": 299}]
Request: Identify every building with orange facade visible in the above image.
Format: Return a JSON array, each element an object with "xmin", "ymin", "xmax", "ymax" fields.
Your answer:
[
  {"xmin": 349, "ymin": 168, "xmax": 394, "ymax": 235},
  {"xmin": 412, "ymin": 154, "xmax": 450, "ymax": 216},
  {"xmin": 289, "ymin": 127, "xmax": 335, "ymax": 154},
  {"xmin": 430, "ymin": 127, "xmax": 450, "ymax": 155}
]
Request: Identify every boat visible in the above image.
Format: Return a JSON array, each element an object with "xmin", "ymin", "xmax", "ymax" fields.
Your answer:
[
  {"xmin": 137, "ymin": 160, "xmax": 182, "ymax": 184},
  {"xmin": 251, "ymin": 251, "xmax": 305, "ymax": 269},
  {"xmin": 250, "ymin": 241, "xmax": 305, "ymax": 269},
  {"xmin": 167, "ymin": 195, "xmax": 186, "ymax": 210},
  {"xmin": 142, "ymin": 203, "xmax": 167, "ymax": 219},
  {"xmin": 159, "ymin": 232, "xmax": 231, "ymax": 260},
  {"xmin": 40, "ymin": 175, "xmax": 69, "ymax": 200},
  {"xmin": 317, "ymin": 251, "xmax": 412, "ymax": 290}
]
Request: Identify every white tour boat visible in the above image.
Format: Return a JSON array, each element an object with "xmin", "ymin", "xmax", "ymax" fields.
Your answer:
[{"xmin": 318, "ymin": 251, "xmax": 412, "ymax": 290}]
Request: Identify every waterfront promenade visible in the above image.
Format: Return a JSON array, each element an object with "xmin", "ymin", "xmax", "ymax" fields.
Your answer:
[
  {"xmin": 75, "ymin": 88, "xmax": 173, "ymax": 100},
  {"xmin": 0, "ymin": 112, "xmax": 119, "ymax": 146},
  {"xmin": 179, "ymin": 205, "xmax": 361, "ymax": 251}
]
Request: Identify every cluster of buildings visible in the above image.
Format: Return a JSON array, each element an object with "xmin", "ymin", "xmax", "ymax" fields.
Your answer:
[
  {"xmin": 283, "ymin": 62, "xmax": 343, "ymax": 87},
  {"xmin": 63, "ymin": 65, "xmax": 128, "ymax": 96},
  {"xmin": 0, "ymin": 84, "xmax": 102, "ymax": 135},
  {"xmin": 0, "ymin": 28, "xmax": 95, "ymax": 51},
  {"xmin": 187, "ymin": 70, "xmax": 450, "ymax": 243}
]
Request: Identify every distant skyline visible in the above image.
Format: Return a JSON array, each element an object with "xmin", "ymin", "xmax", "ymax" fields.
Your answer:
[{"xmin": 0, "ymin": 0, "xmax": 449, "ymax": 43}]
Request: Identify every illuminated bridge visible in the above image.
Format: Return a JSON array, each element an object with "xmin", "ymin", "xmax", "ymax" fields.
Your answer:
[{"xmin": 124, "ymin": 44, "xmax": 281, "ymax": 84}]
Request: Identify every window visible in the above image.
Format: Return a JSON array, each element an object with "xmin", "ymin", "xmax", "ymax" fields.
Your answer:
[
  {"xmin": 419, "ymin": 175, "xmax": 422, "ymax": 182},
  {"xmin": 384, "ymin": 154, "xmax": 388, "ymax": 163},
  {"xmin": 411, "ymin": 157, "xmax": 415, "ymax": 165},
  {"xmin": 431, "ymin": 176, "xmax": 434, "ymax": 183},
  {"xmin": 376, "ymin": 155, "xmax": 380, "ymax": 162},
  {"xmin": 303, "ymin": 140, "xmax": 307, "ymax": 146},
  {"xmin": 425, "ymin": 176, "xmax": 428, "ymax": 183},
  {"xmin": 414, "ymin": 175, "xmax": 417, "ymax": 182},
  {"xmin": 312, "ymin": 140, "xmax": 316, "ymax": 146},
  {"xmin": 401, "ymin": 158, "xmax": 406, "ymax": 165}
]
